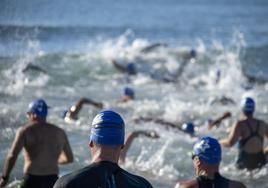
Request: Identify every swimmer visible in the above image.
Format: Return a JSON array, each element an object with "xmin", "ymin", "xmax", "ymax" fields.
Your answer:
[
  {"xmin": 220, "ymin": 97, "xmax": 268, "ymax": 170},
  {"xmin": 210, "ymin": 96, "xmax": 236, "ymax": 106},
  {"xmin": 53, "ymin": 110, "xmax": 153, "ymax": 188},
  {"xmin": 140, "ymin": 42, "xmax": 168, "ymax": 53},
  {"xmin": 120, "ymin": 87, "xmax": 135, "ymax": 102},
  {"xmin": 22, "ymin": 63, "xmax": 47, "ymax": 74},
  {"xmin": 120, "ymin": 130, "xmax": 159, "ymax": 163},
  {"xmin": 111, "ymin": 59, "xmax": 137, "ymax": 75},
  {"xmin": 0, "ymin": 99, "xmax": 73, "ymax": 188},
  {"xmin": 175, "ymin": 137, "xmax": 246, "ymax": 188},
  {"xmin": 61, "ymin": 98, "xmax": 103, "ymax": 122},
  {"xmin": 134, "ymin": 117, "xmax": 195, "ymax": 136}
]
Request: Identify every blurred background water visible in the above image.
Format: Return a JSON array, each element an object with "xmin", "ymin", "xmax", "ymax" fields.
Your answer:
[{"xmin": 0, "ymin": 0, "xmax": 268, "ymax": 187}]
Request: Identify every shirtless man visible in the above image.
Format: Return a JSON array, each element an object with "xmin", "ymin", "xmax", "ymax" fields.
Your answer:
[
  {"xmin": 0, "ymin": 99, "xmax": 73, "ymax": 188},
  {"xmin": 220, "ymin": 97, "xmax": 268, "ymax": 170},
  {"xmin": 53, "ymin": 110, "xmax": 153, "ymax": 188},
  {"xmin": 175, "ymin": 137, "xmax": 246, "ymax": 188}
]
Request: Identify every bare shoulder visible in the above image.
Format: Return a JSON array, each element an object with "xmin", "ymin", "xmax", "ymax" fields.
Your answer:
[
  {"xmin": 175, "ymin": 179, "xmax": 198, "ymax": 188},
  {"xmin": 46, "ymin": 123, "xmax": 67, "ymax": 136},
  {"xmin": 229, "ymin": 180, "xmax": 247, "ymax": 188}
]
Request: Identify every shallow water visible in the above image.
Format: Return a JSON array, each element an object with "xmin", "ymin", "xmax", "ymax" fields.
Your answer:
[{"xmin": 1, "ymin": 0, "xmax": 268, "ymax": 187}]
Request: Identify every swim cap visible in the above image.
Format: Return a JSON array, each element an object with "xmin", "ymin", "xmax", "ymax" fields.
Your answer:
[
  {"xmin": 192, "ymin": 137, "xmax": 221, "ymax": 164},
  {"xmin": 241, "ymin": 97, "xmax": 255, "ymax": 114},
  {"xmin": 126, "ymin": 63, "xmax": 137, "ymax": 75},
  {"xmin": 90, "ymin": 110, "xmax": 125, "ymax": 145},
  {"xmin": 124, "ymin": 87, "xmax": 135, "ymax": 99},
  {"xmin": 190, "ymin": 49, "xmax": 197, "ymax": 58},
  {"xmin": 181, "ymin": 122, "xmax": 195, "ymax": 135},
  {"xmin": 27, "ymin": 99, "xmax": 48, "ymax": 117}
]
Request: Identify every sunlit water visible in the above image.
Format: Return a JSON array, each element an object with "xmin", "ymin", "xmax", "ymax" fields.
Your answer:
[{"xmin": 1, "ymin": 0, "xmax": 268, "ymax": 187}]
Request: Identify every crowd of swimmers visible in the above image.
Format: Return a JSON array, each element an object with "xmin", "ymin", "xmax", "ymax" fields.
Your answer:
[{"xmin": 1, "ymin": 47, "xmax": 268, "ymax": 188}]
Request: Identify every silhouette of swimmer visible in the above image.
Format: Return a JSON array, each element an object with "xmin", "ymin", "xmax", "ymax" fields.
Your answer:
[
  {"xmin": 134, "ymin": 117, "xmax": 196, "ymax": 137},
  {"xmin": 140, "ymin": 42, "xmax": 168, "ymax": 53},
  {"xmin": 111, "ymin": 60, "xmax": 137, "ymax": 75},
  {"xmin": 22, "ymin": 63, "xmax": 47, "ymax": 74}
]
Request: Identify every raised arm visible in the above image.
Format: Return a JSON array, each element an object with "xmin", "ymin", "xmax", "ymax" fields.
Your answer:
[
  {"xmin": 219, "ymin": 122, "xmax": 241, "ymax": 147},
  {"xmin": 68, "ymin": 98, "xmax": 103, "ymax": 119},
  {"xmin": 120, "ymin": 130, "xmax": 159, "ymax": 163},
  {"xmin": 111, "ymin": 59, "xmax": 127, "ymax": 72},
  {"xmin": 0, "ymin": 127, "xmax": 25, "ymax": 187},
  {"xmin": 208, "ymin": 111, "xmax": 232, "ymax": 129},
  {"xmin": 58, "ymin": 132, "xmax": 73, "ymax": 164}
]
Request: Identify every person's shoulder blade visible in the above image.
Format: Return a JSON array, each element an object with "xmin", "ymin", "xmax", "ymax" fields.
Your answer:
[
  {"xmin": 54, "ymin": 164, "xmax": 100, "ymax": 188},
  {"xmin": 117, "ymin": 168, "xmax": 153, "ymax": 188}
]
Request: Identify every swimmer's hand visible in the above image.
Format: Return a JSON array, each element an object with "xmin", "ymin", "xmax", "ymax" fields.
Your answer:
[{"xmin": 0, "ymin": 175, "xmax": 9, "ymax": 188}]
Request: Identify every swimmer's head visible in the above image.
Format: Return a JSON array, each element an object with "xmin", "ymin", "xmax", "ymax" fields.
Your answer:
[
  {"xmin": 192, "ymin": 137, "xmax": 221, "ymax": 165},
  {"xmin": 90, "ymin": 110, "xmax": 125, "ymax": 145},
  {"xmin": 27, "ymin": 99, "xmax": 49, "ymax": 117},
  {"xmin": 124, "ymin": 87, "xmax": 135, "ymax": 99},
  {"xmin": 181, "ymin": 122, "xmax": 195, "ymax": 136},
  {"xmin": 190, "ymin": 49, "xmax": 197, "ymax": 58},
  {"xmin": 121, "ymin": 87, "xmax": 135, "ymax": 102},
  {"xmin": 241, "ymin": 97, "xmax": 255, "ymax": 116},
  {"xmin": 126, "ymin": 63, "xmax": 137, "ymax": 75}
]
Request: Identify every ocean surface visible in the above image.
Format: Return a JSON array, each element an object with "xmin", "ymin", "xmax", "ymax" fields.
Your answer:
[{"xmin": 0, "ymin": 0, "xmax": 268, "ymax": 187}]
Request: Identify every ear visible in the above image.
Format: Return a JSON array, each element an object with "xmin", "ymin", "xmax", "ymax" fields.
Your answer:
[
  {"xmin": 89, "ymin": 141, "xmax": 94, "ymax": 148},
  {"xmin": 193, "ymin": 156, "xmax": 202, "ymax": 168}
]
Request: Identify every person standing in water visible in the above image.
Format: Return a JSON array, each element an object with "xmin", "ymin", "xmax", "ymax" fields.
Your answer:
[
  {"xmin": 0, "ymin": 99, "xmax": 73, "ymax": 188},
  {"xmin": 220, "ymin": 97, "xmax": 268, "ymax": 170},
  {"xmin": 175, "ymin": 137, "xmax": 246, "ymax": 188},
  {"xmin": 53, "ymin": 110, "xmax": 153, "ymax": 188}
]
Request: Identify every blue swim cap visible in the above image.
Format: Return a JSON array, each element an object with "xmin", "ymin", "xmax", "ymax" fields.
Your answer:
[
  {"xmin": 190, "ymin": 49, "xmax": 197, "ymax": 58},
  {"xmin": 27, "ymin": 99, "xmax": 48, "ymax": 117},
  {"xmin": 182, "ymin": 122, "xmax": 195, "ymax": 135},
  {"xmin": 192, "ymin": 137, "xmax": 221, "ymax": 164},
  {"xmin": 90, "ymin": 110, "xmax": 125, "ymax": 145},
  {"xmin": 241, "ymin": 97, "xmax": 255, "ymax": 115},
  {"xmin": 126, "ymin": 63, "xmax": 137, "ymax": 75},
  {"xmin": 124, "ymin": 87, "xmax": 135, "ymax": 99}
]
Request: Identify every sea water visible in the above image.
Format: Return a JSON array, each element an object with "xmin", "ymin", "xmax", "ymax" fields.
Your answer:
[{"xmin": 0, "ymin": 0, "xmax": 268, "ymax": 187}]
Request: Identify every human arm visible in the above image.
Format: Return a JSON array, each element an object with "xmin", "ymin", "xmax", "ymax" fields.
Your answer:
[
  {"xmin": 111, "ymin": 59, "xmax": 127, "ymax": 72},
  {"xmin": 68, "ymin": 98, "xmax": 103, "ymax": 119},
  {"xmin": 208, "ymin": 111, "xmax": 232, "ymax": 129},
  {"xmin": 22, "ymin": 63, "xmax": 47, "ymax": 74},
  {"xmin": 219, "ymin": 122, "xmax": 241, "ymax": 147},
  {"xmin": 120, "ymin": 130, "xmax": 159, "ymax": 162},
  {"xmin": 58, "ymin": 132, "xmax": 73, "ymax": 164},
  {"xmin": 0, "ymin": 127, "xmax": 25, "ymax": 187}
]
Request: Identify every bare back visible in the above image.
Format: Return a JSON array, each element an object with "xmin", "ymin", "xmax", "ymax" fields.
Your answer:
[{"xmin": 14, "ymin": 122, "xmax": 71, "ymax": 175}]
